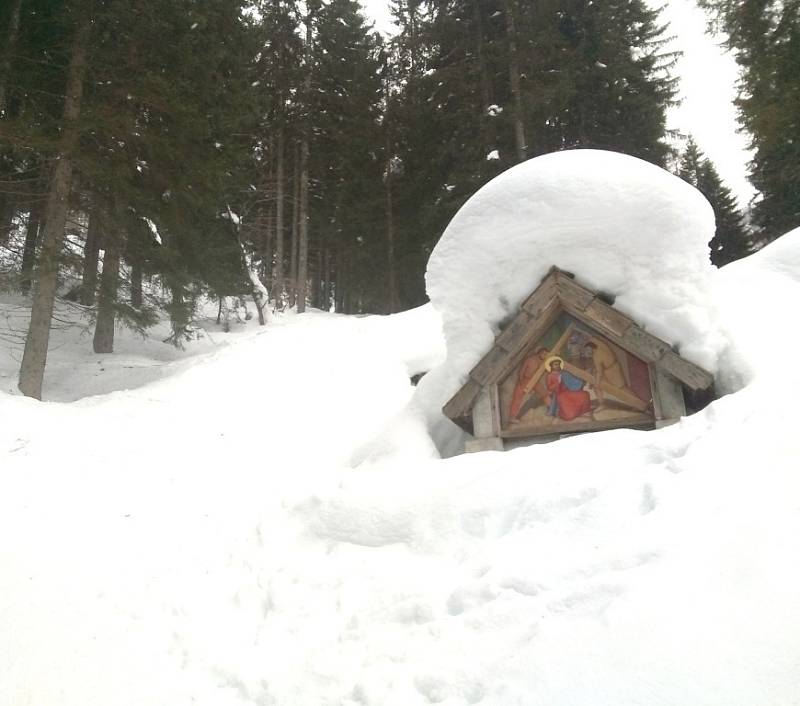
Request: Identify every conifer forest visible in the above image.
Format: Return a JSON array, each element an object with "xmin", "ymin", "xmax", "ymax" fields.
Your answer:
[{"xmin": 0, "ymin": 0, "xmax": 797, "ymax": 398}]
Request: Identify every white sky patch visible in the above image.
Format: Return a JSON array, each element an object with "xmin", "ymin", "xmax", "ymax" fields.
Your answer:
[
  {"xmin": 656, "ymin": 0, "xmax": 755, "ymax": 208},
  {"xmin": 361, "ymin": 0, "xmax": 397, "ymax": 34},
  {"xmin": 486, "ymin": 149, "xmax": 500, "ymax": 161}
]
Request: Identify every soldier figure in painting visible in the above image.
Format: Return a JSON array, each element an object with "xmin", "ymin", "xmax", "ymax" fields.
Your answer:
[
  {"xmin": 509, "ymin": 347, "xmax": 549, "ymax": 422},
  {"xmin": 578, "ymin": 339, "xmax": 627, "ymax": 407}
]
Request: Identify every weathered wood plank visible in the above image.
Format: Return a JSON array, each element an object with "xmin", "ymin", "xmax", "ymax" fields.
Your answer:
[
  {"xmin": 465, "ymin": 436, "xmax": 504, "ymax": 453},
  {"xmin": 555, "ymin": 275, "xmax": 595, "ymax": 311},
  {"xmin": 652, "ymin": 367, "xmax": 686, "ymax": 421},
  {"xmin": 470, "ymin": 344, "xmax": 510, "ymax": 386},
  {"xmin": 496, "ymin": 310, "xmax": 533, "ymax": 351},
  {"xmin": 443, "ymin": 378, "xmax": 482, "ymax": 423},
  {"xmin": 472, "ymin": 388, "xmax": 495, "ymax": 438},
  {"xmin": 582, "ymin": 299, "xmax": 635, "ymax": 338},
  {"xmin": 490, "ymin": 384, "xmax": 502, "ymax": 436},
  {"xmin": 658, "ymin": 352, "xmax": 714, "ymax": 391},
  {"xmin": 521, "ymin": 272, "xmax": 558, "ymax": 316},
  {"xmin": 621, "ymin": 326, "xmax": 671, "ymax": 363}
]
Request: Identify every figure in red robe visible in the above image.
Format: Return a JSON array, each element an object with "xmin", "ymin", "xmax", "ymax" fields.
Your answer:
[{"xmin": 545, "ymin": 357, "xmax": 592, "ymax": 421}]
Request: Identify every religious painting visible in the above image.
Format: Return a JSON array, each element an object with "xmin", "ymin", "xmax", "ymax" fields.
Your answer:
[{"xmin": 497, "ymin": 312, "xmax": 655, "ymax": 436}]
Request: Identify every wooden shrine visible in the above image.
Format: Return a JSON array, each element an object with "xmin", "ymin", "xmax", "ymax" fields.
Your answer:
[{"xmin": 443, "ymin": 267, "xmax": 714, "ymax": 453}]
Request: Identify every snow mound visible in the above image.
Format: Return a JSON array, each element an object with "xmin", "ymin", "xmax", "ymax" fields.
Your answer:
[
  {"xmin": 418, "ymin": 149, "xmax": 724, "ymax": 453},
  {"xmin": 713, "ymin": 227, "xmax": 800, "ymax": 392},
  {"xmin": 725, "ymin": 224, "xmax": 800, "ymax": 283}
]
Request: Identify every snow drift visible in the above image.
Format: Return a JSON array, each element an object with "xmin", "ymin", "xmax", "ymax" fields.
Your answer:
[{"xmin": 2, "ymin": 152, "xmax": 800, "ymax": 706}]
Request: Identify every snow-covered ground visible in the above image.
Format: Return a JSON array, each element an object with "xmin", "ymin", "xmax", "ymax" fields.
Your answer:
[{"xmin": 2, "ymin": 151, "xmax": 800, "ymax": 706}]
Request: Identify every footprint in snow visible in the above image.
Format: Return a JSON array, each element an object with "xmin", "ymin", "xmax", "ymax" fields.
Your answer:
[{"xmin": 414, "ymin": 675, "xmax": 449, "ymax": 704}]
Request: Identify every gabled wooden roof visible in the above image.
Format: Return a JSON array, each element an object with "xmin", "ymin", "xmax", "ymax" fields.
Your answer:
[{"xmin": 443, "ymin": 267, "xmax": 714, "ymax": 431}]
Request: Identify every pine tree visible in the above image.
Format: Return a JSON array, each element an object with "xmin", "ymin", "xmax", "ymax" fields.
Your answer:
[
  {"xmin": 18, "ymin": 5, "xmax": 92, "ymax": 399},
  {"xmin": 312, "ymin": 0, "xmax": 384, "ymax": 312},
  {"xmin": 245, "ymin": 0, "xmax": 303, "ymax": 308},
  {"xmin": 699, "ymin": 0, "xmax": 800, "ymax": 241},
  {"xmin": 5, "ymin": 0, "xmax": 261, "ymax": 394},
  {"xmin": 678, "ymin": 138, "xmax": 751, "ymax": 267},
  {"xmin": 380, "ymin": 0, "xmax": 680, "ymax": 306},
  {"xmin": 532, "ymin": 0, "xmax": 678, "ymax": 164}
]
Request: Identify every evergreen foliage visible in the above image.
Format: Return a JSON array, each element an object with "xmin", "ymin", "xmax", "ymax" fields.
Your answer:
[
  {"xmin": 677, "ymin": 138, "xmax": 751, "ymax": 267},
  {"xmin": 383, "ymin": 0, "xmax": 679, "ymax": 307},
  {"xmin": 0, "ymin": 0, "xmax": 684, "ymax": 394},
  {"xmin": 698, "ymin": 0, "xmax": 800, "ymax": 242}
]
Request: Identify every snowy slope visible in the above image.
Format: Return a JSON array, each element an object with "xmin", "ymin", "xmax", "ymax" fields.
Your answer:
[
  {"xmin": 0, "ymin": 304, "xmax": 446, "ymax": 706},
  {"xmin": 2, "ymin": 155, "xmax": 800, "ymax": 706}
]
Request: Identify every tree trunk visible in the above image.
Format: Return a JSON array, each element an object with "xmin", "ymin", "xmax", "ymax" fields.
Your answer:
[
  {"xmin": 93, "ymin": 225, "xmax": 121, "ymax": 354},
  {"xmin": 20, "ymin": 200, "xmax": 43, "ymax": 295},
  {"xmin": 273, "ymin": 126, "xmax": 285, "ymax": 306},
  {"xmin": 297, "ymin": 10, "xmax": 314, "ymax": 314},
  {"xmin": 81, "ymin": 205, "xmax": 101, "ymax": 305},
  {"xmin": 0, "ymin": 194, "xmax": 15, "ymax": 248},
  {"xmin": 504, "ymin": 0, "xmax": 528, "ymax": 162},
  {"xmin": 333, "ymin": 242, "xmax": 347, "ymax": 313},
  {"xmin": 168, "ymin": 281, "xmax": 186, "ymax": 344},
  {"xmin": 244, "ymin": 251, "xmax": 271, "ymax": 325},
  {"xmin": 297, "ymin": 128, "xmax": 310, "ymax": 313},
  {"xmin": 289, "ymin": 140, "xmax": 300, "ymax": 308},
  {"xmin": 261, "ymin": 203, "xmax": 274, "ymax": 285},
  {"xmin": 311, "ymin": 245, "xmax": 323, "ymax": 309},
  {"xmin": 471, "ymin": 0, "xmax": 497, "ymax": 154},
  {"xmin": 18, "ymin": 16, "xmax": 91, "ymax": 399},
  {"xmin": 0, "ymin": 0, "xmax": 23, "ymax": 117},
  {"xmin": 322, "ymin": 248, "xmax": 331, "ymax": 311},
  {"xmin": 217, "ymin": 296, "xmax": 231, "ymax": 331},
  {"xmin": 384, "ymin": 134, "xmax": 400, "ymax": 313},
  {"xmin": 257, "ymin": 134, "xmax": 275, "ymax": 285},
  {"xmin": 230, "ymin": 209, "xmax": 271, "ymax": 325},
  {"xmin": 338, "ymin": 252, "xmax": 350, "ymax": 314}
]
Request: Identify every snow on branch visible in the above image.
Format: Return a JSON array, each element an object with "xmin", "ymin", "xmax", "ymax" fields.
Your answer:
[{"xmin": 225, "ymin": 205, "xmax": 273, "ymax": 325}]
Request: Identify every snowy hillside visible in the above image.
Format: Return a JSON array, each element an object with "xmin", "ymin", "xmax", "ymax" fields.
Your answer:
[{"xmin": 2, "ymin": 151, "xmax": 800, "ymax": 706}]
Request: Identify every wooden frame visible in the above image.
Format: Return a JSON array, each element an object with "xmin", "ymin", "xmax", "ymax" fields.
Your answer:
[{"xmin": 443, "ymin": 267, "xmax": 712, "ymax": 451}]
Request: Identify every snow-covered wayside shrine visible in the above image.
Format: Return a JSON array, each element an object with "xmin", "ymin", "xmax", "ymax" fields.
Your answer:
[{"xmin": 2, "ymin": 151, "xmax": 800, "ymax": 706}]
